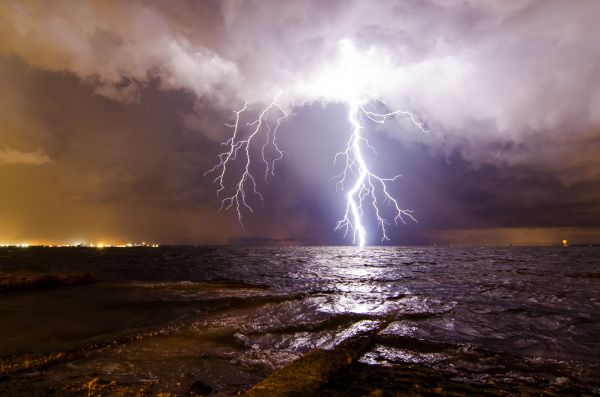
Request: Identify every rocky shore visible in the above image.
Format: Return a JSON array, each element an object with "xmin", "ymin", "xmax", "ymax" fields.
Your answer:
[{"xmin": 0, "ymin": 272, "xmax": 96, "ymax": 293}]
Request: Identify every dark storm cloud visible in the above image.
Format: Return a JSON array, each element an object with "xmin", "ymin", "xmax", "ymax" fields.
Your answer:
[
  {"xmin": 0, "ymin": 56, "xmax": 237, "ymax": 243},
  {"xmin": 0, "ymin": 0, "xmax": 599, "ymax": 244}
]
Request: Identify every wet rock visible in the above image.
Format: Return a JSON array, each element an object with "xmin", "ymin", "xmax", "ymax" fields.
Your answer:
[
  {"xmin": 0, "ymin": 273, "xmax": 96, "ymax": 293},
  {"xmin": 189, "ymin": 380, "xmax": 213, "ymax": 396},
  {"xmin": 0, "ymin": 352, "xmax": 66, "ymax": 376},
  {"xmin": 63, "ymin": 377, "xmax": 157, "ymax": 396},
  {"xmin": 243, "ymin": 325, "xmax": 381, "ymax": 397},
  {"xmin": 315, "ymin": 361, "xmax": 596, "ymax": 396}
]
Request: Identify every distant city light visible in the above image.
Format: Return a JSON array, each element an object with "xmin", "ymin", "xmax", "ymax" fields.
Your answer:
[
  {"xmin": 0, "ymin": 241, "xmax": 159, "ymax": 248},
  {"xmin": 0, "ymin": 243, "xmax": 32, "ymax": 248}
]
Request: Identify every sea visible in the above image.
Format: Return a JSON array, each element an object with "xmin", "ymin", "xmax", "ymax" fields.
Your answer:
[{"xmin": 0, "ymin": 246, "xmax": 599, "ymax": 395}]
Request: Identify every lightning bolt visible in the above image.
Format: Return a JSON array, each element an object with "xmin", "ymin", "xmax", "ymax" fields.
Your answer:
[
  {"xmin": 333, "ymin": 99, "xmax": 428, "ymax": 247},
  {"xmin": 206, "ymin": 92, "xmax": 427, "ymax": 246},
  {"xmin": 206, "ymin": 37, "xmax": 429, "ymax": 245},
  {"xmin": 204, "ymin": 93, "xmax": 288, "ymax": 224}
]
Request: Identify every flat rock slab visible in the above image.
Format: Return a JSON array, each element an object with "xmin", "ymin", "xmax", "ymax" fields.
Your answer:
[
  {"xmin": 0, "ymin": 273, "xmax": 96, "ymax": 293},
  {"xmin": 244, "ymin": 334, "xmax": 375, "ymax": 397}
]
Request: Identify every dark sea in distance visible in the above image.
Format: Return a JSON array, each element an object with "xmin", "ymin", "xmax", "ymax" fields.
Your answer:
[{"xmin": 0, "ymin": 246, "xmax": 599, "ymax": 395}]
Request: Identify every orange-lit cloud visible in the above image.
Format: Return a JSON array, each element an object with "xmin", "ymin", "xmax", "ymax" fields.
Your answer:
[{"xmin": 0, "ymin": 146, "xmax": 51, "ymax": 165}]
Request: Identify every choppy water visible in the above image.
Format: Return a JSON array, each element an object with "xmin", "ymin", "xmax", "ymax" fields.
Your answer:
[{"xmin": 0, "ymin": 246, "xmax": 599, "ymax": 395}]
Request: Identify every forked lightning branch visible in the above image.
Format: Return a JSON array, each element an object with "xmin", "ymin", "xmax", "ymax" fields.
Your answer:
[
  {"xmin": 205, "ymin": 93, "xmax": 427, "ymax": 246},
  {"xmin": 205, "ymin": 41, "xmax": 428, "ymax": 246}
]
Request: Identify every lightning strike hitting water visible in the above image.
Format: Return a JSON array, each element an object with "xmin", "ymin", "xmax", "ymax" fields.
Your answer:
[
  {"xmin": 206, "ymin": 40, "xmax": 428, "ymax": 245},
  {"xmin": 333, "ymin": 99, "xmax": 428, "ymax": 247},
  {"xmin": 206, "ymin": 93, "xmax": 427, "ymax": 245}
]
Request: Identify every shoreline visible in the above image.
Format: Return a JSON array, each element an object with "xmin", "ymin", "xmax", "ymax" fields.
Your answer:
[
  {"xmin": 1, "ymin": 247, "xmax": 599, "ymax": 395},
  {"xmin": 1, "ymin": 318, "xmax": 596, "ymax": 396}
]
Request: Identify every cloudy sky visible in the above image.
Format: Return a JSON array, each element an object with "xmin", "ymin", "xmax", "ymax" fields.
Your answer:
[{"xmin": 0, "ymin": 0, "xmax": 599, "ymax": 245}]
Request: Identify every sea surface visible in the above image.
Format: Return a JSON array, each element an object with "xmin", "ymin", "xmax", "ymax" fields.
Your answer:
[{"xmin": 0, "ymin": 246, "xmax": 599, "ymax": 395}]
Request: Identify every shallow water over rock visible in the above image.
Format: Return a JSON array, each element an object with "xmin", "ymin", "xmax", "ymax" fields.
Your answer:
[{"xmin": 0, "ymin": 246, "xmax": 599, "ymax": 395}]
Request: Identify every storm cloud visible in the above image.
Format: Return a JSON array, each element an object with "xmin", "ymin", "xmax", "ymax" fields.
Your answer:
[{"xmin": 0, "ymin": 0, "xmax": 599, "ymax": 245}]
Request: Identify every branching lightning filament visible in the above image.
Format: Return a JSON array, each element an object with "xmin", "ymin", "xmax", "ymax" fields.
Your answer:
[
  {"xmin": 204, "ymin": 93, "xmax": 288, "ymax": 224},
  {"xmin": 206, "ymin": 91, "xmax": 427, "ymax": 246},
  {"xmin": 333, "ymin": 100, "xmax": 427, "ymax": 247}
]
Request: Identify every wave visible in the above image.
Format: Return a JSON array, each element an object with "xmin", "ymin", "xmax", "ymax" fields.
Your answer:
[{"xmin": 113, "ymin": 280, "xmax": 270, "ymax": 291}]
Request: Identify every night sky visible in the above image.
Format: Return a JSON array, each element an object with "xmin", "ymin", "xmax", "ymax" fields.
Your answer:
[{"xmin": 1, "ymin": 0, "xmax": 599, "ymax": 245}]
